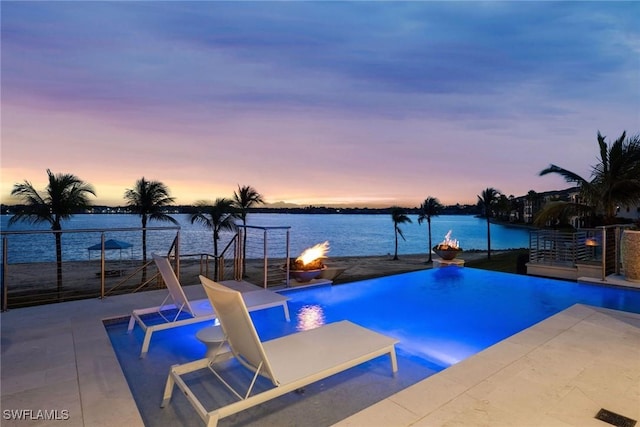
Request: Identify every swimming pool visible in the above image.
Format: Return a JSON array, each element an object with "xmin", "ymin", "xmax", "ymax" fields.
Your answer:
[
  {"xmin": 279, "ymin": 267, "xmax": 640, "ymax": 369},
  {"xmin": 107, "ymin": 267, "xmax": 640, "ymax": 426}
]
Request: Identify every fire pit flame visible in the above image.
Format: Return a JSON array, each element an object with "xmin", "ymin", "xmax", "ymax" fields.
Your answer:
[
  {"xmin": 287, "ymin": 241, "xmax": 330, "ymax": 282},
  {"xmin": 433, "ymin": 230, "xmax": 462, "ymax": 260},
  {"xmin": 436, "ymin": 230, "xmax": 460, "ymax": 250},
  {"xmin": 296, "ymin": 241, "xmax": 330, "ymax": 266}
]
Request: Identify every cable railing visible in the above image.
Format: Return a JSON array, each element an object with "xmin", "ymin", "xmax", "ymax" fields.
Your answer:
[
  {"xmin": 236, "ymin": 225, "xmax": 291, "ymax": 288},
  {"xmin": 1, "ymin": 223, "xmax": 294, "ymax": 310},
  {"xmin": 1, "ymin": 226, "xmax": 181, "ymax": 311},
  {"xmin": 528, "ymin": 225, "xmax": 633, "ymax": 280}
]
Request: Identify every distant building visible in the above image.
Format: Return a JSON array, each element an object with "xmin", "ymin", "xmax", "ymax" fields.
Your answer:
[{"xmin": 617, "ymin": 202, "xmax": 640, "ymax": 221}]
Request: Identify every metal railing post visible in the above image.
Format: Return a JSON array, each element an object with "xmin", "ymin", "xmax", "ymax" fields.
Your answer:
[
  {"xmin": 600, "ymin": 226, "xmax": 606, "ymax": 280},
  {"xmin": 2, "ymin": 236, "xmax": 8, "ymax": 311},
  {"xmin": 100, "ymin": 232, "xmax": 106, "ymax": 299},
  {"xmin": 175, "ymin": 231, "xmax": 180, "ymax": 278},
  {"xmin": 285, "ymin": 229, "xmax": 290, "ymax": 288},
  {"xmin": 263, "ymin": 229, "xmax": 268, "ymax": 288},
  {"xmin": 614, "ymin": 226, "xmax": 621, "ymax": 275},
  {"xmin": 235, "ymin": 231, "xmax": 242, "ymax": 281}
]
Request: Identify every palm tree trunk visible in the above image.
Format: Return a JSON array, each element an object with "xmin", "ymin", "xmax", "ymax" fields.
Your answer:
[
  {"xmin": 242, "ymin": 220, "xmax": 248, "ymax": 277},
  {"xmin": 394, "ymin": 229, "xmax": 399, "ymax": 260},
  {"xmin": 213, "ymin": 231, "xmax": 219, "ymax": 281},
  {"xmin": 142, "ymin": 228, "xmax": 148, "ymax": 264},
  {"xmin": 141, "ymin": 228, "xmax": 148, "ymax": 283},
  {"xmin": 141, "ymin": 216, "xmax": 148, "ymax": 284},
  {"xmin": 54, "ymin": 232, "xmax": 63, "ymax": 298}
]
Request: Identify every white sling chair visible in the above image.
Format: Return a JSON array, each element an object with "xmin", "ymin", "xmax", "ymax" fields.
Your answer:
[
  {"xmin": 127, "ymin": 254, "xmax": 290, "ymax": 357},
  {"xmin": 161, "ymin": 275, "xmax": 398, "ymax": 427}
]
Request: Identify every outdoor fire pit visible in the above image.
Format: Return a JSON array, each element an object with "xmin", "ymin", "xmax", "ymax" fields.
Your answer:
[
  {"xmin": 433, "ymin": 246, "xmax": 462, "ymax": 260},
  {"xmin": 285, "ymin": 241, "xmax": 330, "ymax": 283},
  {"xmin": 433, "ymin": 230, "xmax": 462, "ymax": 260},
  {"xmin": 288, "ymin": 266, "xmax": 327, "ymax": 282}
]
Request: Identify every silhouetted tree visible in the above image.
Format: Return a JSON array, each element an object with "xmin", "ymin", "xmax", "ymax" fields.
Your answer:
[
  {"xmin": 124, "ymin": 178, "xmax": 178, "ymax": 268},
  {"xmin": 10, "ymin": 169, "xmax": 95, "ymax": 292},
  {"xmin": 417, "ymin": 197, "xmax": 443, "ymax": 263},
  {"xmin": 538, "ymin": 131, "xmax": 640, "ymax": 226},
  {"xmin": 477, "ymin": 187, "xmax": 501, "ymax": 260},
  {"xmin": 390, "ymin": 206, "xmax": 412, "ymax": 261},
  {"xmin": 191, "ymin": 198, "xmax": 239, "ymax": 280},
  {"xmin": 232, "ymin": 185, "xmax": 264, "ymax": 276}
]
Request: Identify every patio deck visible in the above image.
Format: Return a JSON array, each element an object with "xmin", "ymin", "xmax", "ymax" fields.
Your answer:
[{"xmin": 2, "ymin": 283, "xmax": 639, "ymax": 426}]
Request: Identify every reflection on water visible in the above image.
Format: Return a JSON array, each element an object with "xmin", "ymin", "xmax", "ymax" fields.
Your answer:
[
  {"xmin": 430, "ymin": 266, "xmax": 464, "ymax": 291},
  {"xmin": 296, "ymin": 304, "xmax": 326, "ymax": 331}
]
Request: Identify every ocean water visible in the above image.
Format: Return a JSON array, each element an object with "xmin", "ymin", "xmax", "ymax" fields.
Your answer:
[{"xmin": 0, "ymin": 213, "xmax": 531, "ymax": 263}]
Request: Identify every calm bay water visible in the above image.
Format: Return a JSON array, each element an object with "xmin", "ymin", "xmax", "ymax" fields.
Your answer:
[{"xmin": 0, "ymin": 213, "xmax": 531, "ymax": 263}]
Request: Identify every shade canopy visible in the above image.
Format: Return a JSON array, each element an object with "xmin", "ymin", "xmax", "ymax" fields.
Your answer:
[{"xmin": 87, "ymin": 239, "xmax": 133, "ymax": 251}]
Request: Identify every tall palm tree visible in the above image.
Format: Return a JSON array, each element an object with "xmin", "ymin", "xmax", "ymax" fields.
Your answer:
[
  {"xmin": 538, "ymin": 131, "xmax": 640, "ymax": 226},
  {"xmin": 232, "ymin": 185, "xmax": 264, "ymax": 275},
  {"xmin": 417, "ymin": 197, "xmax": 443, "ymax": 263},
  {"xmin": 10, "ymin": 169, "xmax": 95, "ymax": 292},
  {"xmin": 124, "ymin": 178, "xmax": 178, "ymax": 268},
  {"xmin": 477, "ymin": 187, "xmax": 501, "ymax": 260},
  {"xmin": 191, "ymin": 198, "xmax": 239, "ymax": 280},
  {"xmin": 390, "ymin": 206, "xmax": 412, "ymax": 261}
]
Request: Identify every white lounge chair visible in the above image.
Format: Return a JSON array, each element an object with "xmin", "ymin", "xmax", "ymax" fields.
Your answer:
[
  {"xmin": 160, "ymin": 275, "xmax": 398, "ymax": 427},
  {"xmin": 127, "ymin": 254, "xmax": 290, "ymax": 357}
]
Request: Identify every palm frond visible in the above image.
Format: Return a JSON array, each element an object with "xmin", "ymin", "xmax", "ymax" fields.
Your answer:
[{"xmin": 539, "ymin": 165, "xmax": 588, "ymax": 184}]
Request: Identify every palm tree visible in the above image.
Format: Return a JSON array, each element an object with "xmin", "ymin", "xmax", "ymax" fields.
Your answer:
[
  {"xmin": 390, "ymin": 206, "xmax": 412, "ymax": 260},
  {"xmin": 191, "ymin": 198, "xmax": 239, "ymax": 280},
  {"xmin": 232, "ymin": 185, "xmax": 264, "ymax": 275},
  {"xmin": 10, "ymin": 169, "xmax": 95, "ymax": 292},
  {"xmin": 477, "ymin": 187, "xmax": 501, "ymax": 260},
  {"xmin": 417, "ymin": 197, "xmax": 443, "ymax": 263},
  {"xmin": 538, "ymin": 131, "xmax": 640, "ymax": 226},
  {"xmin": 124, "ymin": 178, "xmax": 178, "ymax": 269}
]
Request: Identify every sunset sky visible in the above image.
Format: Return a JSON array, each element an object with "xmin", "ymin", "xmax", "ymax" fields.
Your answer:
[{"xmin": 1, "ymin": 2, "xmax": 639, "ymax": 207}]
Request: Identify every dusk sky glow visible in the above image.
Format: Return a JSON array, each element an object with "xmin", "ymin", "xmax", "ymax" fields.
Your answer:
[{"xmin": 2, "ymin": 1, "xmax": 639, "ymax": 207}]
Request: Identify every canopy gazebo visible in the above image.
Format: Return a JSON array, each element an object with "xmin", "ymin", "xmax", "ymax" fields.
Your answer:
[{"xmin": 88, "ymin": 239, "xmax": 133, "ymax": 261}]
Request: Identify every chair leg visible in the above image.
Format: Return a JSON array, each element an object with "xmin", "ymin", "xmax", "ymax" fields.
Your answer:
[
  {"xmin": 126, "ymin": 315, "xmax": 136, "ymax": 333},
  {"xmin": 205, "ymin": 412, "xmax": 220, "ymax": 427},
  {"xmin": 282, "ymin": 303, "xmax": 291, "ymax": 322},
  {"xmin": 140, "ymin": 330, "xmax": 153, "ymax": 358},
  {"xmin": 160, "ymin": 370, "xmax": 175, "ymax": 408},
  {"xmin": 389, "ymin": 348, "xmax": 398, "ymax": 373}
]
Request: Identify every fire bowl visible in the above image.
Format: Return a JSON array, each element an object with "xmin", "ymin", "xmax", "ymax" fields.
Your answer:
[
  {"xmin": 288, "ymin": 266, "xmax": 326, "ymax": 283},
  {"xmin": 433, "ymin": 247, "xmax": 462, "ymax": 260}
]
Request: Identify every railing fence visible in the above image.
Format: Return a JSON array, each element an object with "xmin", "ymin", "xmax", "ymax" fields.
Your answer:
[
  {"xmin": 236, "ymin": 225, "xmax": 291, "ymax": 288},
  {"xmin": 1, "ymin": 226, "xmax": 181, "ymax": 311},
  {"xmin": 528, "ymin": 225, "xmax": 633, "ymax": 280}
]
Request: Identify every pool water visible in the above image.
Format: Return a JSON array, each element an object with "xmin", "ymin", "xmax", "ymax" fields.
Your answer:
[{"xmin": 280, "ymin": 267, "xmax": 640, "ymax": 369}]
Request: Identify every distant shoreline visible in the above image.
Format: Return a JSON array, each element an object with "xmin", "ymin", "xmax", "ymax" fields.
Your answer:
[{"xmin": 2, "ymin": 205, "xmax": 481, "ymax": 216}]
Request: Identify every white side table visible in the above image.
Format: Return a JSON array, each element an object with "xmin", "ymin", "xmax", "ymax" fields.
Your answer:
[{"xmin": 196, "ymin": 325, "xmax": 226, "ymax": 359}]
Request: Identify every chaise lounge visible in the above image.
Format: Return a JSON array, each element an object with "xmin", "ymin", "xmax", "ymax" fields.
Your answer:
[
  {"xmin": 127, "ymin": 254, "xmax": 290, "ymax": 357},
  {"xmin": 160, "ymin": 275, "xmax": 398, "ymax": 427}
]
